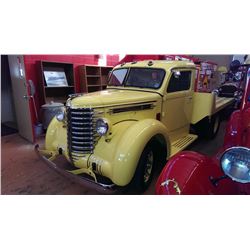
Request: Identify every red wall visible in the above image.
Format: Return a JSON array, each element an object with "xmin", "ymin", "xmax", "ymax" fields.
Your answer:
[
  {"xmin": 106, "ymin": 55, "xmax": 120, "ymax": 66},
  {"xmin": 23, "ymin": 55, "xmax": 100, "ymax": 137}
]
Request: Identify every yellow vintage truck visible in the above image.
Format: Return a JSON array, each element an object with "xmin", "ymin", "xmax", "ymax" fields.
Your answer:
[{"xmin": 36, "ymin": 60, "xmax": 234, "ymax": 193}]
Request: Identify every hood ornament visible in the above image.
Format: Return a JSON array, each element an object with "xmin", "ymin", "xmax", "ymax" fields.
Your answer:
[{"xmin": 160, "ymin": 178, "xmax": 181, "ymax": 194}]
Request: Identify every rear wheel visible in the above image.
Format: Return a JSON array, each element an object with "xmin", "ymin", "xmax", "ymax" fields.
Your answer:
[
  {"xmin": 211, "ymin": 115, "xmax": 220, "ymax": 137},
  {"xmin": 194, "ymin": 114, "xmax": 221, "ymax": 139}
]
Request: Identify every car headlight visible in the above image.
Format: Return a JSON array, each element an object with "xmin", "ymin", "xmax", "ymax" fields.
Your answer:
[
  {"xmin": 96, "ymin": 118, "xmax": 109, "ymax": 136},
  {"xmin": 56, "ymin": 111, "xmax": 65, "ymax": 122},
  {"xmin": 220, "ymin": 147, "xmax": 250, "ymax": 183}
]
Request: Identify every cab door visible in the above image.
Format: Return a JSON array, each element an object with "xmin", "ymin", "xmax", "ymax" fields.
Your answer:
[{"xmin": 161, "ymin": 69, "xmax": 194, "ymax": 140}]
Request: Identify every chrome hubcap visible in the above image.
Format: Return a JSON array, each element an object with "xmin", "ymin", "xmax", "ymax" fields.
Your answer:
[{"xmin": 144, "ymin": 151, "xmax": 154, "ymax": 183}]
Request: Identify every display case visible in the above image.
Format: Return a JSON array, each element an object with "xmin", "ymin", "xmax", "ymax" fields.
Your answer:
[
  {"xmin": 37, "ymin": 61, "xmax": 75, "ymax": 104},
  {"xmin": 79, "ymin": 65, "xmax": 113, "ymax": 93}
]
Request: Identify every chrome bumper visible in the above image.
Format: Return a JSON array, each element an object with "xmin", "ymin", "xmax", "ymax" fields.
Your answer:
[{"xmin": 34, "ymin": 144, "xmax": 120, "ymax": 194}]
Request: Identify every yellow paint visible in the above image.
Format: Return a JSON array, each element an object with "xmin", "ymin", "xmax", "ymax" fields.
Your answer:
[
  {"xmin": 191, "ymin": 93, "xmax": 234, "ymax": 124},
  {"xmin": 191, "ymin": 92, "xmax": 215, "ymax": 124},
  {"xmin": 160, "ymin": 67, "xmax": 195, "ymax": 141},
  {"xmin": 45, "ymin": 118, "xmax": 170, "ymax": 186},
  {"xmin": 43, "ymin": 60, "xmax": 234, "ymax": 187},
  {"xmin": 170, "ymin": 133, "xmax": 198, "ymax": 156},
  {"xmin": 214, "ymin": 96, "xmax": 235, "ymax": 113}
]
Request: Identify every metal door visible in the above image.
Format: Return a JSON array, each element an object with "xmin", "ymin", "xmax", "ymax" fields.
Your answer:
[
  {"xmin": 8, "ymin": 55, "xmax": 34, "ymax": 142},
  {"xmin": 162, "ymin": 69, "xmax": 194, "ymax": 135}
]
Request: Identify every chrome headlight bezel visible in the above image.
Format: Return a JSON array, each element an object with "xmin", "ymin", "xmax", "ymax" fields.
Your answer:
[
  {"xmin": 56, "ymin": 110, "xmax": 65, "ymax": 122},
  {"xmin": 220, "ymin": 146, "xmax": 250, "ymax": 183},
  {"xmin": 95, "ymin": 118, "xmax": 109, "ymax": 136}
]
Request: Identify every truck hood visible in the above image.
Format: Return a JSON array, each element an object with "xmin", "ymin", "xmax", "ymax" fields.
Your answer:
[{"xmin": 69, "ymin": 88, "xmax": 161, "ymax": 108}]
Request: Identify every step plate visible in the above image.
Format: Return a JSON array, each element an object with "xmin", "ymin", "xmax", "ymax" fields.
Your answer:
[{"xmin": 170, "ymin": 134, "xmax": 198, "ymax": 157}]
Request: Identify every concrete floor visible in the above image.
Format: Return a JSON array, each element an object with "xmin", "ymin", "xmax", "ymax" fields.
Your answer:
[{"xmin": 1, "ymin": 120, "xmax": 227, "ymax": 195}]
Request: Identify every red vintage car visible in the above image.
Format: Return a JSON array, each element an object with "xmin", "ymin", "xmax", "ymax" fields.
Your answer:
[{"xmin": 155, "ymin": 65, "xmax": 250, "ymax": 195}]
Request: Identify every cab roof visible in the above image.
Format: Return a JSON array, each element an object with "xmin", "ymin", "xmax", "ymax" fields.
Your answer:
[{"xmin": 114, "ymin": 60, "xmax": 196, "ymax": 71}]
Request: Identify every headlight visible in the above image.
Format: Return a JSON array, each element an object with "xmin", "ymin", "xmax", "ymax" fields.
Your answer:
[
  {"xmin": 96, "ymin": 118, "xmax": 109, "ymax": 136},
  {"xmin": 220, "ymin": 147, "xmax": 250, "ymax": 183},
  {"xmin": 56, "ymin": 111, "xmax": 65, "ymax": 122}
]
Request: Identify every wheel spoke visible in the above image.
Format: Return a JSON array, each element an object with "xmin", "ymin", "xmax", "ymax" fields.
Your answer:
[{"xmin": 144, "ymin": 151, "xmax": 154, "ymax": 183}]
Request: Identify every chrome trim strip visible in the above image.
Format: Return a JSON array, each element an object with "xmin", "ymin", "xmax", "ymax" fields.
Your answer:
[{"xmin": 108, "ymin": 103, "xmax": 155, "ymax": 114}]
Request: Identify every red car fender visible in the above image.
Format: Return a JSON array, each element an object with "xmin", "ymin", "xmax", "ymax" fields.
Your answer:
[
  {"xmin": 241, "ymin": 108, "xmax": 250, "ymax": 148},
  {"xmin": 223, "ymin": 110, "xmax": 242, "ymax": 148},
  {"xmin": 155, "ymin": 151, "xmax": 238, "ymax": 195},
  {"xmin": 224, "ymin": 108, "xmax": 250, "ymax": 149}
]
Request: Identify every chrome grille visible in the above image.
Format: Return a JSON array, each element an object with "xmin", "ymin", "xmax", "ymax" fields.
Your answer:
[{"xmin": 67, "ymin": 107, "xmax": 99, "ymax": 162}]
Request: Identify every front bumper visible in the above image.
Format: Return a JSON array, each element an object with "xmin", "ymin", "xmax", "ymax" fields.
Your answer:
[{"xmin": 34, "ymin": 144, "xmax": 121, "ymax": 194}]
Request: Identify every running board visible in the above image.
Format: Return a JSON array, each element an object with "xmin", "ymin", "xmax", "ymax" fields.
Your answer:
[{"xmin": 170, "ymin": 134, "xmax": 198, "ymax": 157}]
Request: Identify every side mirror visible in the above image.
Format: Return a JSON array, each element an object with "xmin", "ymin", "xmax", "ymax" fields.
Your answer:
[{"xmin": 220, "ymin": 147, "xmax": 250, "ymax": 183}]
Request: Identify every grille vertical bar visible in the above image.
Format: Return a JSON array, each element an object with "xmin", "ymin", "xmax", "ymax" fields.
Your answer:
[{"xmin": 67, "ymin": 107, "xmax": 97, "ymax": 163}]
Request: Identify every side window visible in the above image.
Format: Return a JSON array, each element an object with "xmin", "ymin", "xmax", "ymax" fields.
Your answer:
[{"xmin": 167, "ymin": 71, "xmax": 191, "ymax": 93}]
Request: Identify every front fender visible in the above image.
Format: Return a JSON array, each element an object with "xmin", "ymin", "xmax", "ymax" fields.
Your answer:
[
  {"xmin": 93, "ymin": 119, "xmax": 170, "ymax": 186},
  {"xmin": 113, "ymin": 119, "xmax": 170, "ymax": 186},
  {"xmin": 45, "ymin": 118, "xmax": 170, "ymax": 187},
  {"xmin": 156, "ymin": 151, "xmax": 211, "ymax": 195},
  {"xmin": 223, "ymin": 110, "xmax": 242, "ymax": 148},
  {"xmin": 45, "ymin": 117, "xmax": 67, "ymax": 152},
  {"xmin": 224, "ymin": 108, "xmax": 250, "ymax": 148},
  {"xmin": 155, "ymin": 151, "xmax": 239, "ymax": 195}
]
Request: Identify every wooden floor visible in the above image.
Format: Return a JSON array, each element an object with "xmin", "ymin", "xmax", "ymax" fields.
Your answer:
[{"xmin": 1, "ymin": 120, "xmax": 227, "ymax": 195}]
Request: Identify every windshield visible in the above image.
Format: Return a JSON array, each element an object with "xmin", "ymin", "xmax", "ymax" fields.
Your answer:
[
  {"xmin": 109, "ymin": 68, "xmax": 128, "ymax": 86},
  {"xmin": 108, "ymin": 68, "xmax": 165, "ymax": 89}
]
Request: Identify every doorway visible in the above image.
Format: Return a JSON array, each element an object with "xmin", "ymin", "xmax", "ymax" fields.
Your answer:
[{"xmin": 1, "ymin": 55, "xmax": 18, "ymax": 136}]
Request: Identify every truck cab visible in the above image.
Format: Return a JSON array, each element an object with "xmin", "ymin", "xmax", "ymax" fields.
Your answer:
[
  {"xmin": 37, "ymin": 60, "xmax": 234, "ymax": 193},
  {"xmin": 108, "ymin": 60, "xmax": 197, "ymax": 149}
]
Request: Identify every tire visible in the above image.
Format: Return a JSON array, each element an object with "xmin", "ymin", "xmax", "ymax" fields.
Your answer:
[
  {"xmin": 129, "ymin": 142, "xmax": 157, "ymax": 194},
  {"xmin": 194, "ymin": 114, "xmax": 221, "ymax": 139}
]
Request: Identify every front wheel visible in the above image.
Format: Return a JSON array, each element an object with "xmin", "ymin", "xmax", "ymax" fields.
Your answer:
[{"xmin": 129, "ymin": 143, "xmax": 156, "ymax": 194}]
